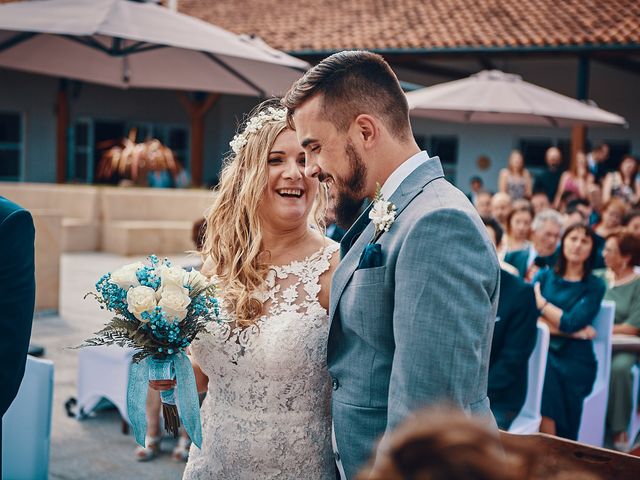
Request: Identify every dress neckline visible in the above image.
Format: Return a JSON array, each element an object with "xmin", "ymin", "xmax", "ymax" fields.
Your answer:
[{"xmin": 269, "ymin": 242, "xmax": 338, "ymax": 272}]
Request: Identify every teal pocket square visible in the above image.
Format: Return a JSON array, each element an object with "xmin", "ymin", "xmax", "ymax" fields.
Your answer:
[{"xmin": 358, "ymin": 243, "xmax": 382, "ymax": 270}]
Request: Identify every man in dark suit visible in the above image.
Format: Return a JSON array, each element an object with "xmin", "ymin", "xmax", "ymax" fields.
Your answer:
[
  {"xmin": 0, "ymin": 196, "xmax": 36, "ymax": 458},
  {"xmin": 504, "ymin": 208, "xmax": 563, "ymax": 281},
  {"xmin": 483, "ymin": 217, "xmax": 538, "ymax": 430},
  {"xmin": 533, "ymin": 147, "xmax": 564, "ymax": 203}
]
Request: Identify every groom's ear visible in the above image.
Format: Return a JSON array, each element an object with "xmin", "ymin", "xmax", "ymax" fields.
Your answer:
[{"xmin": 354, "ymin": 114, "xmax": 378, "ymax": 149}]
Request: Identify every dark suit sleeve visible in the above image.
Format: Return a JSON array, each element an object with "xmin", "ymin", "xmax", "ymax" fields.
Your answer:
[
  {"xmin": 488, "ymin": 281, "xmax": 537, "ymax": 392},
  {"xmin": 0, "ymin": 209, "xmax": 35, "ymax": 416}
]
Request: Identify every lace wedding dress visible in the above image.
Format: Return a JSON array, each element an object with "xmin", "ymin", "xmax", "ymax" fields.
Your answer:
[{"xmin": 182, "ymin": 243, "xmax": 339, "ymax": 480}]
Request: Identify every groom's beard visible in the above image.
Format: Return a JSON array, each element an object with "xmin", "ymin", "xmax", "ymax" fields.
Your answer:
[{"xmin": 333, "ymin": 141, "xmax": 367, "ymax": 229}]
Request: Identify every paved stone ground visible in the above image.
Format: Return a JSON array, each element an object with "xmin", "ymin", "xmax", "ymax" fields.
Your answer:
[{"xmin": 30, "ymin": 252, "xmax": 200, "ymax": 480}]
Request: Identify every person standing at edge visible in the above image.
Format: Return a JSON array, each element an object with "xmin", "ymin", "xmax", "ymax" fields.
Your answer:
[
  {"xmin": 0, "ymin": 196, "xmax": 36, "ymax": 464},
  {"xmin": 283, "ymin": 50, "xmax": 500, "ymax": 479}
]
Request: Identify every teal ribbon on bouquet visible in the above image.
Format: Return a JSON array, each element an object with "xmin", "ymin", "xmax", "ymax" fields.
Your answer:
[{"xmin": 127, "ymin": 352, "xmax": 202, "ymax": 448}]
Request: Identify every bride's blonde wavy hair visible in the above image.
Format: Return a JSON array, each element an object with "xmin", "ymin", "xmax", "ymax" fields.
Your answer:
[{"xmin": 202, "ymin": 101, "xmax": 328, "ymax": 327}]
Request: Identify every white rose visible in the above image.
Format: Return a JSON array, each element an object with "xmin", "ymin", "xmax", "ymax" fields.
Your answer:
[
  {"xmin": 185, "ymin": 269, "xmax": 209, "ymax": 292},
  {"xmin": 126, "ymin": 285, "xmax": 157, "ymax": 322},
  {"xmin": 110, "ymin": 262, "xmax": 143, "ymax": 290},
  {"xmin": 158, "ymin": 285, "xmax": 191, "ymax": 323},
  {"xmin": 159, "ymin": 265, "xmax": 187, "ymax": 289}
]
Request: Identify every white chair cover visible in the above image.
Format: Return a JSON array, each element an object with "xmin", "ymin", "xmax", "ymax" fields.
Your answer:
[
  {"xmin": 628, "ymin": 363, "xmax": 640, "ymax": 447},
  {"xmin": 76, "ymin": 345, "xmax": 136, "ymax": 423},
  {"xmin": 2, "ymin": 355, "xmax": 54, "ymax": 480},
  {"xmin": 578, "ymin": 300, "xmax": 615, "ymax": 447},
  {"xmin": 509, "ymin": 322, "xmax": 550, "ymax": 434}
]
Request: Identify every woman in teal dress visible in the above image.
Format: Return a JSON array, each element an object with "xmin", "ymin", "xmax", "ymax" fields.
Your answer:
[
  {"xmin": 599, "ymin": 231, "xmax": 640, "ymax": 451},
  {"xmin": 533, "ymin": 223, "xmax": 605, "ymax": 440}
]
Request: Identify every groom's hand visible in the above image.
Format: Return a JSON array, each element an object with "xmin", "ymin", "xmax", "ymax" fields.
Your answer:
[{"xmin": 149, "ymin": 379, "xmax": 176, "ymax": 391}]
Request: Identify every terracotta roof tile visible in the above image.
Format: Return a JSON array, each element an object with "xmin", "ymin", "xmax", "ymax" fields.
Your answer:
[{"xmin": 178, "ymin": 0, "xmax": 640, "ymax": 52}]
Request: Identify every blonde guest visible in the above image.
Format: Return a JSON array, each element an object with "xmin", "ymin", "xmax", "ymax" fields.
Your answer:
[{"xmin": 499, "ymin": 150, "xmax": 532, "ymax": 201}]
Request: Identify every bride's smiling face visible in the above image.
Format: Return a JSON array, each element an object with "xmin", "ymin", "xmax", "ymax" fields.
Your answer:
[{"xmin": 259, "ymin": 129, "xmax": 319, "ymax": 228}]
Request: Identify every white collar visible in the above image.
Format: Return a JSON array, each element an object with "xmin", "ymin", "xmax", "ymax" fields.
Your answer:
[
  {"xmin": 527, "ymin": 244, "xmax": 538, "ymax": 267},
  {"xmin": 380, "ymin": 150, "xmax": 430, "ymax": 200}
]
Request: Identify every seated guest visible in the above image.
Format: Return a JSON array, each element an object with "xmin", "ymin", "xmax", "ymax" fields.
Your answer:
[
  {"xmin": 602, "ymin": 154, "xmax": 639, "ymax": 205},
  {"xmin": 534, "ymin": 224, "xmax": 605, "ymax": 440},
  {"xmin": 594, "ymin": 198, "xmax": 627, "ymax": 269},
  {"xmin": 484, "ymin": 218, "xmax": 538, "ymax": 430},
  {"xmin": 553, "ymin": 151, "xmax": 594, "ymax": 210},
  {"xmin": 491, "ymin": 192, "xmax": 512, "ymax": 231},
  {"xmin": 567, "ymin": 198, "xmax": 596, "ymax": 226},
  {"xmin": 599, "ymin": 232, "xmax": 640, "ymax": 452},
  {"xmin": 467, "ymin": 175, "xmax": 484, "ymax": 205},
  {"xmin": 594, "ymin": 198, "xmax": 627, "ymax": 240},
  {"xmin": 623, "ymin": 209, "xmax": 640, "ymax": 240},
  {"xmin": 505, "ymin": 208, "xmax": 563, "ymax": 281},
  {"xmin": 502, "ymin": 203, "xmax": 533, "ymax": 255},
  {"xmin": 475, "ymin": 190, "xmax": 493, "ymax": 219},
  {"xmin": 564, "ymin": 205, "xmax": 587, "ymax": 230},
  {"xmin": 531, "ymin": 190, "xmax": 551, "ymax": 216},
  {"xmin": 499, "ymin": 150, "xmax": 532, "ymax": 201}
]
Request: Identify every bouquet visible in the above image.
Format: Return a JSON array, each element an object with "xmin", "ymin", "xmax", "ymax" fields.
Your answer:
[{"xmin": 78, "ymin": 255, "xmax": 219, "ymax": 448}]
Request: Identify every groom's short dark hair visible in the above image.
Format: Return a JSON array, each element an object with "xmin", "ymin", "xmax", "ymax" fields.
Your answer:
[{"xmin": 282, "ymin": 50, "xmax": 411, "ymax": 140}]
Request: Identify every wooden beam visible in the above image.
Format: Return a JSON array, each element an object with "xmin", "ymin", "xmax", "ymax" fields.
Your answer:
[
  {"xmin": 571, "ymin": 57, "xmax": 589, "ymax": 169},
  {"xmin": 178, "ymin": 92, "xmax": 220, "ymax": 187},
  {"xmin": 55, "ymin": 80, "xmax": 69, "ymax": 183},
  {"xmin": 571, "ymin": 125, "xmax": 586, "ymax": 170}
]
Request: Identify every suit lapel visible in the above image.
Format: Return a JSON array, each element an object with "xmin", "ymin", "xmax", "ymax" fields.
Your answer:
[{"xmin": 329, "ymin": 156, "xmax": 446, "ymax": 324}]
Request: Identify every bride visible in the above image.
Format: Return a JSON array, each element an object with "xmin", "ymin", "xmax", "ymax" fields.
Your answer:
[{"xmin": 152, "ymin": 102, "xmax": 339, "ymax": 479}]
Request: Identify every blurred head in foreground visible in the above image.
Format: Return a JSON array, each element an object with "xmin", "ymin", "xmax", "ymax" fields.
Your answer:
[{"xmin": 357, "ymin": 407, "xmax": 600, "ymax": 480}]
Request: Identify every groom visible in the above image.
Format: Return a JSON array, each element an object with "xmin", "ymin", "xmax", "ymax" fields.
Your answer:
[{"xmin": 284, "ymin": 51, "xmax": 500, "ymax": 478}]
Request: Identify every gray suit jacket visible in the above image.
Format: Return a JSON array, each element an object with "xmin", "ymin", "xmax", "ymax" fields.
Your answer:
[{"xmin": 328, "ymin": 157, "xmax": 500, "ymax": 478}]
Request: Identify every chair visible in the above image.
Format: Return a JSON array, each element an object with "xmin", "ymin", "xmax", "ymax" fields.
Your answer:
[
  {"xmin": 76, "ymin": 345, "xmax": 136, "ymax": 425},
  {"xmin": 578, "ymin": 300, "xmax": 615, "ymax": 447},
  {"xmin": 509, "ymin": 322, "xmax": 550, "ymax": 434},
  {"xmin": 1, "ymin": 355, "xmax": 54, "ymax": 480},
  {"xmin": 627, "ymin": 363, "xmax": 640, "ymax": 447}
]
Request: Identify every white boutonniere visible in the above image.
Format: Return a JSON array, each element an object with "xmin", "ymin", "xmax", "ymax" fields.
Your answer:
[{"xmin": 369, "ymin": 183, "xmax": 397, "ymax": 242}]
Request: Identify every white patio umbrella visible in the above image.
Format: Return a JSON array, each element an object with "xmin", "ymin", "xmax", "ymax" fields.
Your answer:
[
  {"xmin": 406, "ymin": 70, "xmax": 626, "ymax": 128},
  {"xmin": 0, "ymin": 0, "xmax": 308, "ymax": 96}
]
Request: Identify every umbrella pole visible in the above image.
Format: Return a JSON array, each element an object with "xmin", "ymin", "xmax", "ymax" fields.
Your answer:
[
  {"xmin": 179, "ymin": 93, "xmax": 220, "ymax": 187},
  {"xmin": 55, "ymin": 79, "xmax": 69, "ymax": 183}
]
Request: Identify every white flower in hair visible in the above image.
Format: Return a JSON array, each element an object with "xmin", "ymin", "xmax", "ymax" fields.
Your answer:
[{"xmin": 229, "ymin": 107, "xmax": 287, "ymax": 154}]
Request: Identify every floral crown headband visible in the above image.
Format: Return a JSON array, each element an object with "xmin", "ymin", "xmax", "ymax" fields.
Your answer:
[{"xmin": 229, "ymin": 107, "xmax": 287, "ymax": 154}]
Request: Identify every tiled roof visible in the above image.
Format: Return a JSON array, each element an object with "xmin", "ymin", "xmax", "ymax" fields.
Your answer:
[{"xmin": 178, "ymin": 0, "xmax": 640, "ymax": 53}]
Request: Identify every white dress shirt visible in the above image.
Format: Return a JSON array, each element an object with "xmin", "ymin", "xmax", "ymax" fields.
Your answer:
[{"xmin": 379, "ymin": 150, "xmax": 430, "ymax": 200}]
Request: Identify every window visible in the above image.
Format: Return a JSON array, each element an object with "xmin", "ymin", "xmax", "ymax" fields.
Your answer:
[
  {"xmin": 430, "ymin": 135, "xmax": 459, "ymax": 185},
  {"xmin": 518, "ymin": 138, "xmax": 554, "ymax": 169},
  {"xmin": 0, "ymin": 112, "xmax": 23, "ymax": 181},
  {"xmin": 414, "ymin": 134, "xmax": 459, "ymax": 183}
]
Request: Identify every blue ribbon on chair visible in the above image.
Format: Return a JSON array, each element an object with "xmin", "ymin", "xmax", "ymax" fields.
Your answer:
[{"xmin": 127, "ymin": 352, "xmax": 202, "ymax": 448}]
